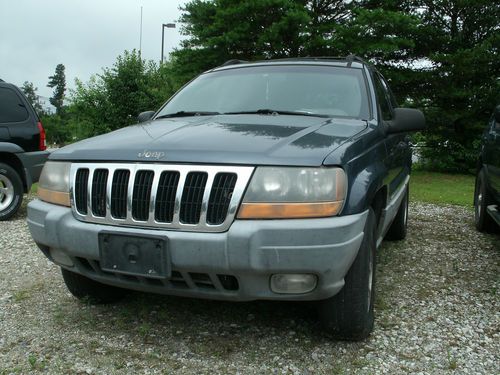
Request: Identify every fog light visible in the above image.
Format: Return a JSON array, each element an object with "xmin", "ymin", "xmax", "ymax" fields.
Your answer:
[
  {"xmin": 270, "ymin": 274, "xmax": 317, "ymax": 294},
  {"xmin": 50, "ymin": 248, "xmax": 74, "ymax": 267}
]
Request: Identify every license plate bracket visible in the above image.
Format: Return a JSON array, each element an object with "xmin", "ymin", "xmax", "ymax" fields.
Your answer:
[{"xmin": 98, "ymin": 232, "xmax": 169, "ymax": 279}]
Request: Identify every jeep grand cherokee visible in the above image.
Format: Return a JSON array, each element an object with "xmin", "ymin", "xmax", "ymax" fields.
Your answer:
[{"xmin": 27, "ymin": 57, "xmax": 425, "ymax": 340}]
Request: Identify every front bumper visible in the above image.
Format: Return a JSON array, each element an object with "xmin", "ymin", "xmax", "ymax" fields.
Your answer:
[{"xmin": 27, "ymin": 199, "xmax": 368, "ymax": 301}]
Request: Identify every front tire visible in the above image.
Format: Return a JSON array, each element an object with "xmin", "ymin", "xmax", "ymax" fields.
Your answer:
[
  {"xmin": 61, "ymin": 268, "xmax": 128, "ymax": 304},
  {"xmin": 318, "ymin": 208, "xmax": 377, "ymax": 341},
  {"xmin": 474, "ymin": 169, "xmax": 497, "ymax": 233},
  {"xmin": 0, "ymin": 163, "xmax": 23, "ymax": 221}
]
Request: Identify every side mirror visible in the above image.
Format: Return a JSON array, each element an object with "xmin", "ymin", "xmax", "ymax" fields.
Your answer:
[
  {"xmin": 494, "ymin": 105, "xmax": 500, "ymax": 123},
  {"xmin": 388, "ymin": 108, "xmax": 426, "ymax": 134},
  {"xmin": 137, "ymin": 111, "xmax": 155, "ymax": 123}
]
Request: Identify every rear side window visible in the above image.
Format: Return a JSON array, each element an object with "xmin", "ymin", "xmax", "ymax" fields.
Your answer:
[{"xmin": 0, "ymin": 87, "xmax": 29, "ymax": 123}]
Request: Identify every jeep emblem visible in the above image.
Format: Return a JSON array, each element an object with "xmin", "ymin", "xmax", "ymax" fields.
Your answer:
[{"xmin": 137, "ymin": 150, "xmax": 166, "ymax": 160}]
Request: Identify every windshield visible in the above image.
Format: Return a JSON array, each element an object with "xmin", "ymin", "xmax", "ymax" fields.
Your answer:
[{"xmin": 156, "ymin": 65, "xmax": 370, "ymax": 119}]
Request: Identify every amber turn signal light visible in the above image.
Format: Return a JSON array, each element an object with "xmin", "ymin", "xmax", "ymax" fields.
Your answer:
[
  {"xmin": 237, "ymin": 201, "xmax": 343, "ymax": 219},
  {"xmin": 38, "ymin": 187, "xmax": 71, "ymax": 207}
]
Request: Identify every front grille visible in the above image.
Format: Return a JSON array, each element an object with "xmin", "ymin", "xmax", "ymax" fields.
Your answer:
[
  {"xmin": 207, "ymin": 173, "xmax": 237, "ymax": 225},
  {"xmin": 132, "ymin": 170, "xmax": 155, "ymax": 221},
  {"xmin": 75, "ymin": 169, "xmax": 89, "ymax": 214},
  {"xmin": 180, "ymin": 172, "xmax": 208, "ymax": 224},
  {"xmin": 155, "ymin": 171, "xmax": 180, "ymax": 223},
  {"xmin": 91, "ymin": 169, "xmax": 108, "ymax": 217},
  {"xmin": 110, "ymin": 170, "xmax": 129, "ymax": 219},
  {"xmin": 70, "ymin": 163, "xmax": 254, "ymax": 232}
]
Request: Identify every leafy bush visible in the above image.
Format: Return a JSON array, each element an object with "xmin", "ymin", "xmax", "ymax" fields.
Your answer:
[
  {"xmin": 415, "ymin": 137, "xmax": 482, "ymax": 173},
  {"xmin": 41, "ymin": 114, "xmax": 71, "ymax": 146}
]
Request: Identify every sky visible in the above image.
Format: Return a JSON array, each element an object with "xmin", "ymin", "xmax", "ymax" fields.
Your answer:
[{"xmin": 0, "ymin": 0, "xmax": 188, "ymax": 99}]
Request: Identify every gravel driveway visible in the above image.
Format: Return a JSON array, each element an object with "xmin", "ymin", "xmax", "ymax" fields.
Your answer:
[{"xmin": 1, "ymin": 199, "xmax": 498, "ymax": 374}]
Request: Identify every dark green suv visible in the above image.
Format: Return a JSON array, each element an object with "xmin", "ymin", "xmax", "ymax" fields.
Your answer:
[
  {"xmin": 28, "ymin": 57, "xmax": 426, "ymax": 340},
  {"xmin": 474, "ymin": 105, "xmax": 500, "ymax": 232}
]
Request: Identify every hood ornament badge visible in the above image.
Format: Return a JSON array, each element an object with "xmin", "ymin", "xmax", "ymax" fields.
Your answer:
[{"xmin": 137, "ymin": 150, "xmax": 166, "ymax": 160}]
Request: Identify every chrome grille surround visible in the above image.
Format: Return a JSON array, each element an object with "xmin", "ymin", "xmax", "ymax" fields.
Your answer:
[{"xmin": 70, "ymin": 163, "xmax": 254, "ymax": 232}]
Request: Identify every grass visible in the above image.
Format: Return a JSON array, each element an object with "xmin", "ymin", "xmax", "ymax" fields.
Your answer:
[
  {"xmin": 410, "ymin": 171, "xmax": 475, "ymax": 207},
  {"xmin": 12, "ymin": 281, "xmax": 45, "ymax": 303}
]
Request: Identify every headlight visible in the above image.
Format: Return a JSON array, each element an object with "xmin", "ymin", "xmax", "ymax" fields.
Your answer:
[
  {"xmin": 238, "ymin": 167, "xmax": 346, "ymax": 219},
  {"xmin": 38, "ymin": 161, "xmax": 71, "ymax": 207}
]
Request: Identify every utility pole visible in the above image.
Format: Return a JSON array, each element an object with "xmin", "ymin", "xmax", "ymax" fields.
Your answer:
[{"xmin": 139, "ymin": 6, "xmax": 143, "ymax": 56}]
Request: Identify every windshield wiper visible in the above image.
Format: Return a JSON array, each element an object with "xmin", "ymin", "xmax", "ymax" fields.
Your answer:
[
  {"xmin": 223, "ymin": 109, "xmax": 330, "ymax": 118},
  {"xmin": 156, "ymin": 111, "xmax": 220, "ymax": 119}
]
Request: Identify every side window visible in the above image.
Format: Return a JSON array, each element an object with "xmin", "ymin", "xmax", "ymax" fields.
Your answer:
[
  {"xmin": 0, "ymin": 87, "xmax": 29, "ymax": 123},
  {"xmin": 373, "ymin": 74, "xmax": 393, "ymax": 121}
]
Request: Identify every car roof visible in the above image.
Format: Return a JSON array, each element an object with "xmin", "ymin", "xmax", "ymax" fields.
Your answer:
[{"xmin": 0, "ymin": 80, "xmax": 19, "ymax": 89}]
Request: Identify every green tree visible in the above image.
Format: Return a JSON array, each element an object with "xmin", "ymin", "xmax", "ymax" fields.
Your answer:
[
  {"xmin": 20, "ymin": 81, "xmax": 44, "ymax": 114},
  {"xmin": 410, "ymin": 0, "xmax": 500, "ymax": 172},
  {"xmin": 172, "ymin": 0, "xmax": 310, "ymax": 83},
  {"xmin": 47, "ymin": 63, "xmax": 66, "ymax": 114},
  {"xmin": 171, "ymin": 1, "xmax": 422, "ymax": 89}
]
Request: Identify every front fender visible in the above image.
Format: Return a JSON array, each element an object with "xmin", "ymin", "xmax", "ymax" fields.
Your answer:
[{"xmin": 342, "ymin": 161, "xmax": 386, "ymax": 215}]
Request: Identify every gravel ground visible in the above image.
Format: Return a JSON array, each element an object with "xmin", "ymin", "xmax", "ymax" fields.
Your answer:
[{"xmin": 0, "ymin": 198, "xmax": 499, "ymax": 374}]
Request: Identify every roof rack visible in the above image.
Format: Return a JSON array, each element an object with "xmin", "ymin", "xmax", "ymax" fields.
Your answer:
[
  {"xmin": 251, "ymin": 55, "xmax": 368, "ymax": 66},
  {"xmin": 217, "ymin": 55, "xmax": 368, "ymax": 69},
  {"xmin": 220, "ymin": 59, "xmax": 248, "ymax": 67},
  {"xmin": 293, "ymin": 55, "xmax": 367, "ymax": 65},
  {"xmin": 345, "ymin": 54, "xmax": 367, "ymax": 67}
]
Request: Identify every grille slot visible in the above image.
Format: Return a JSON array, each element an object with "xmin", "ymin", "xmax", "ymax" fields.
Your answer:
[
  {"xmin": 189, "ymin": 272, "xmax": 215, "ymax": 289},
  {"xmin": 218, "ymin": 275, "xmax": 239, "ymax": 291},
  {"xmin": 180, "ymin": 172, "xmax": 208, "ymax": 224},
  {"xmin": 91, "ymin": 169, "xmax": 108, "ymax": 217},
  {"xmin": 75, "ymin": 169, "xmax": 89, "ymax": 214},
  {"xmin": 132, "ymin": 170, "xmax": 154, "ymax": 221},
  {"xmin": 170, "ymin": 271, "xmax": 189, "ymax": 288},
  {"xmin": 155, "ymin": 171, "xmax": 180, "ymax": 223},
  {"xmin": 111, "ymin": 170, "xmax": 130, "ymax": 219},
  {"xmin": 70, "ymin": 164, "xmax": 253, "ymax": 232},
  {"xmin": 207, "ymin": 173, "xmax": 237, "ymax": 225}
]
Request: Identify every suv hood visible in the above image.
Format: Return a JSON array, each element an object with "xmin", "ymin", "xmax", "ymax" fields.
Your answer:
[{"xmin": 51, "ymin": 115, "xmax": 367, "ymax": 166}]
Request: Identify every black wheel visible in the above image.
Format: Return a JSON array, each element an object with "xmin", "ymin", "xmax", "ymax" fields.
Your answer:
[
  {"xmin": 0, "ymin": 163, "xmax": 23, "ymax": 221},
  {"xmin": 474, "ymin": 169, "xmax": 497, "ymax": 233},
  {"xmin": 61, "ymin": 268, "xmax": 128, "ymax": 304},
  {"xmin": 385, "ymin": 185, "xmax": 409, "ymax": 241},
  {"xmin": 318, "ymin": 208, "xmax": 376, "ymax": 341}
]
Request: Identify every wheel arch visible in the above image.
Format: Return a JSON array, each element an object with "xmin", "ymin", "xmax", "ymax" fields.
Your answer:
[
  {"xmin": 0, "ymin": 152, "xmax": 28, "ymax": 192},
  {"xmin": 370, "ymin": 185, "xmax": 388, "ymax": 232}
]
